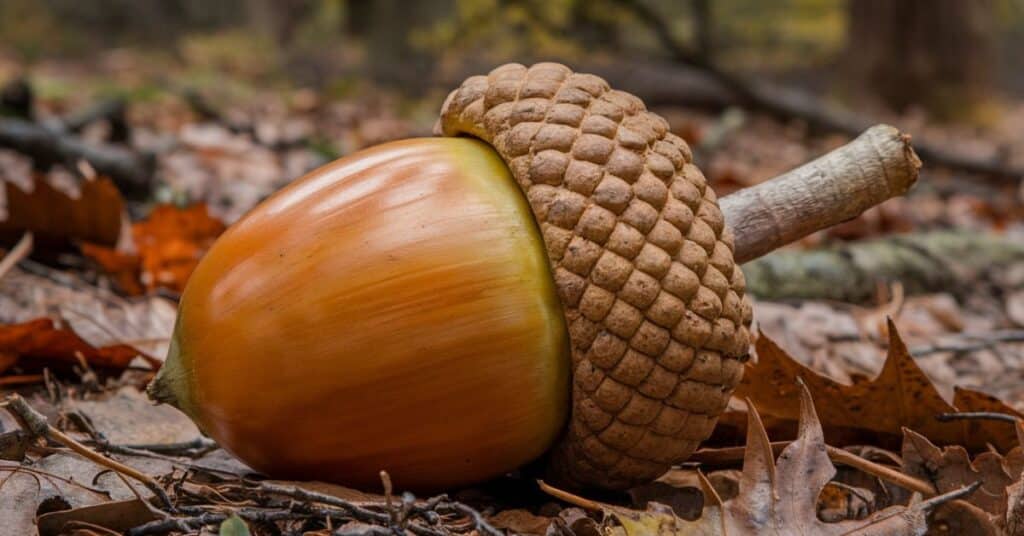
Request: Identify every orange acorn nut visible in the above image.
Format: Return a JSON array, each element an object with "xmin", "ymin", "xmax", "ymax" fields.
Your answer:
[{"xmin": 150, "ymin": 63, "xmax": 753, "ymax": 492}]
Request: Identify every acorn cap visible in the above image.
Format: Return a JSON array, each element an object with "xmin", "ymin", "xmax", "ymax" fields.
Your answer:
[{"xmin": 438, "ymin": 62, "xmax": 753, "ymax": 490}]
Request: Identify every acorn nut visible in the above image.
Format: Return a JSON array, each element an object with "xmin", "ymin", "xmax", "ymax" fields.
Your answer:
[{"xmin": 149, "ymin": 62, "xmax": 918, "ymax": 492}]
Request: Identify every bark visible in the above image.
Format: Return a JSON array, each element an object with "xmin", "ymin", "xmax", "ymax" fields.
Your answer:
[
  {"xmin": 742, "ymin": 230, "xmax": 1024, "ymax": 303},
  {"xmin": 721, "ymin": 125, "xmax": 921, "ymax": 264}
]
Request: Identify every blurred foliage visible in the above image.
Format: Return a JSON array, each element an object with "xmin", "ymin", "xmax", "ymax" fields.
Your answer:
[{"xmin": 2, "ymin": 0, "xmax": 1023, "ymax": 120}]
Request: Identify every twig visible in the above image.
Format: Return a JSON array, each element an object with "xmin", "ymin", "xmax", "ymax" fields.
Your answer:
[
  {"xmin": 2, "ymin": 394, "xmax": 174, "ymax": 509},
  {"xmin": 436, "ymin": 501, "xmax": 502, "ymax": 536},
  {"xmin": 118, "ymin": 437, "xmax": 219, "ymax": 456},
  {"xmin": 917, "ymin": 481, "xmax": 982, "ymax": 511},
  {"xmin": 0, "ymin": 232, "xmax": 32, "ymax": 281},
  {"xmin": 254, "ymin": 482, "xmax": 391, "ymax": 523},
  {"xmin": 825, "ymin": 445, "xmax": 936, "ymax": 495},
  {"xmin": 537, "ymin": 479, "xmax": 604, "ymax": 512},
  {"xmin": 126, "ymin": 512, "xmax": 228, "ymax": 536},
  {"xmin": 910, "ymin": 330, "xmax": 1024, "ymax": 357},
  {"xmin": 689, "ymin": 443, "xmax": 936, "ymax": 495},
  {"xmin": 935, "ymin": 412, "xmax": 1021, "ymax": 424}
]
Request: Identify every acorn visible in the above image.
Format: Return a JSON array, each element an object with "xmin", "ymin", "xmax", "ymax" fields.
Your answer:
[{"xmin": 149, "ymin": 63, "xmax": 920, "ymax": 491}]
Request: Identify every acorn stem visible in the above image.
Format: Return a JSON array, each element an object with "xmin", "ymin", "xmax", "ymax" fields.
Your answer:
[{"xmin": 720, "ymin": 124, "xmax": 921, "ymax": 264}]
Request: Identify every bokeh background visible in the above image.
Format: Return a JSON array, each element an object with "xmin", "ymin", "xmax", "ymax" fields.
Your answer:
[{"xmin": 2, "ymin": 1, "xmax": 1024, "ymax": 404}]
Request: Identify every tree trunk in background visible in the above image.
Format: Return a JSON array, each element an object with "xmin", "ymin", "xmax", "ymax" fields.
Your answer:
[
  {"xmin": 691, "ymin": 0, "xmax": 713, "ymax": 62},
  {"xmin": 345, "ymin": 0, "xmax": 452, "ymax": 93},
  {"xmin": 845, "ymin": 0, "xmax": 995, "ymax": 117}
]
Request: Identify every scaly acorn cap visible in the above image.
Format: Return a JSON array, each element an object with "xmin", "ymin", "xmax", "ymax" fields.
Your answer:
[{"xmin": 437, "ymin": 63, "xmax": 753, "ymax": 490}]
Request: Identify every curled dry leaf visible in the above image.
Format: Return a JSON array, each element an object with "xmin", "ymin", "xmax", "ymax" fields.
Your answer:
[
  {"xmin": 0, "ymin": 172, "xmax": 126, "ymax": 253},
  {"xmin": 83, "ymin": 203, "xmax": 225, "ymax": 294},
  {"xmin": 720, "ymin": 320, "xmax": 1021, "ymax": 453},
  {"xmin": 0, "ymin": 317, "xmax": 155, "ymax": 374}
]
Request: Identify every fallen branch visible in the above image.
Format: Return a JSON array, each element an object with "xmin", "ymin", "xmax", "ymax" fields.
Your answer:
[
  {"xmin": 720, "ymin": 125, "xmax": 920, "ymax": 263},
  {"xmin": 742, "ymin": 230, "xmax": 1024, "ymax": 302},
  {"xmin": 0, "ymin": 117, "xmax": 153, "ymax": 198}
]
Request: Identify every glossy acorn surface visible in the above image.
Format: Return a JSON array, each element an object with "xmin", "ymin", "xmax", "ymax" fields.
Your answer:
[{"xmin": 151, "ymin": 138, "xmax": 570, "ymax": 490}]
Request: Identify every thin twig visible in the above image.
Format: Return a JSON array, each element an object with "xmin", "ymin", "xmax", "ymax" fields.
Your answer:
[
  {"xmin": 917, "ymin": 481, "xmax": 982, "ymax": 510},
  {"xmin": 910, "ymin": 330, "xmax": 1024, "ymax": 356},
  {"xmin": 825, "ymin": 446, "xmax": 936, "ymax": 495},
  {"xmin": 690, "ymin": 442, "xmax": 936, "ymax": 495},
  {"xmin": 0, "ymin": 232, "xmax": 32, "ymax": 281},
  {"xmin": 537, "ymin": 479, "xmax": 604, "ymax": 512}
]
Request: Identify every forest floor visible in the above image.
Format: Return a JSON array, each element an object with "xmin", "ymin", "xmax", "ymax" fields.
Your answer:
[{"xmin": 2, "ymin": 51, "xmax": 1024, "ymax": 535}]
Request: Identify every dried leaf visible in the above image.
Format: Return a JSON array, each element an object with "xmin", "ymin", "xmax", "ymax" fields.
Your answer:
[
  {"xmin": 133, "ymin": 204, "xmax": 224, "ymax": 293},
  {"xmin": 628, "ymin": 480, "xmax": 706, "ymax": 520},
  {"xmin": 0, "ymin": 173, "xmax": 126, "ymax": 251},
  {"xmin": 1007, "ymin": 480, "xmax": 1024, "ymax": 535},
  {"xmin": 728, "ymin": 321, "xmax": 1017, "ymax": 452},
  {"xmin": 0, "ymin": 317, "xmax": 154, "ymax": 374},
  {"xmin": 927, "ymin": 500, "xmax": 1001, "ymax": 535},
  {"xmin": 901, "ymin": 428, "xmax": 1013, "ymax": 516},
  {"xmin": 36, "ymin": 498, "xmax": 158, "ymax": 536},
  {"xmin": 68, "ymin": 387, "xmax": 201, "ymax": 445},
  {"xmin": 0, "ymin": 470, "xmax": 41, "ymax": 536},
  {"xmin": 952, "ymin": 387, "xmax": 1024, "ymax": 452},
  {"xmin": 83, "ymin": 203, "xmax": 225, "ymax": 294},
  {"xmin": 489, "ymin": 509, "xmax": 551, "ymax": 535}
]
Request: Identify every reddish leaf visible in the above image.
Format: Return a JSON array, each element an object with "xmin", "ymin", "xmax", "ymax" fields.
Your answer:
[
  {"xmin": 0, "ymin": 318, "xmax": 155, "ymax": 373},
  {"xmin": 82, "ymin": 203, "xmax": 225, "ymax": 294}
]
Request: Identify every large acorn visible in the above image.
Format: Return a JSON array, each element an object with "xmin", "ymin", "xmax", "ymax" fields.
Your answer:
[{"xmin": 149, "ymin": 63, "xmax": 919, "ymax": 491}]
